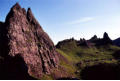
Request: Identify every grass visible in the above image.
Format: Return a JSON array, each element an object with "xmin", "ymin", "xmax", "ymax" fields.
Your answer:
[
  {"xmin": 41, "ymin": 74, "xmax": 53, "ymax": 80},
  {"xmin": 59, "ymin": 59, "xmax": 76, "ymax": 75},
  {"xmin": 56, "ymin": 49, "xmax": 73, "ymax": 62},
  {"xmin": 58, "ymin": 44, "xmax": 120, "ymax": 62},
  {"xmin": 56, "ymin": 49, "xmax": 78, "ymax": 77},
  {"xmin": 56, "ymin": 40, "xmax": 120, "ymax": 79}
]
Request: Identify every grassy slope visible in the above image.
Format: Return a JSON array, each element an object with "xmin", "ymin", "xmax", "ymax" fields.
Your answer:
[{"xmin": 56, "ymin": 40, "xmax": 120, "ymax": 79}]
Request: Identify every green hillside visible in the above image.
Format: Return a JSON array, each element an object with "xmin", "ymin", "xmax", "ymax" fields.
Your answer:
[{"xmin": 56, "ymin": 40, "xmax": 120, "ymax": 79}]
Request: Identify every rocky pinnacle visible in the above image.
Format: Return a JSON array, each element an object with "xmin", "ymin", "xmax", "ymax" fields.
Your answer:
[{"xmin": 0, "ymin": 3, "xmax": 59, "ymax": 78}]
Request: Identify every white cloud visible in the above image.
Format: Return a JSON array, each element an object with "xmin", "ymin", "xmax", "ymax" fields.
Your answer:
[{"xmin": 68, "ymin": 17, "xmax": 95, "ymax": 25}]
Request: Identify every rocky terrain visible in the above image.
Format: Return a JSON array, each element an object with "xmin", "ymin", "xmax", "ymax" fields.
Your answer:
[
  {"xmin": 56, "ymin": 32, "xmax": 113, "ymax": 48},
  {"xmin": 56, "ymin": 32, "xmax": 120, "ymax": 80},
  {"xmin": 113, "ymin": 38, "xmax": 120, "ymax": 47},
  {"xmin": 0, "ymin": 3, "xmax": 120, "ymax": 80},
  {"xmin": 0, "ymin": 3, "xmax": 60, "ymax": 79}
]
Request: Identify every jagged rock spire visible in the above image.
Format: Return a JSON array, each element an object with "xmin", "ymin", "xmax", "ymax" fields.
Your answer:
[
  {"xmin": 5, "ymin": 3, "xmax": 26, "ymax": 23},
  {"xmin": 90, "ymin": 35, "xmax": 98, "ymax": 41},
  {"xmin": 27, "ymin": 8, "xmax": 34, "ymax": 22},
  {"xmin": 0, "ymin": 3, "xmax": 59, "ymax": 79},
  {"xmin": 11, "ymin": 3, "xmax": 21, "ymax": 10},
  {"xmin": 103, "ymin": 32, "xmax": 110, "ymax": 40},
  {"xmin": 103, "ymin": 32, "xmax": 113, "ymax": 44},
  {"xmin": 27, "ymin": 7, "xmax": 44, "ymax": 32}
]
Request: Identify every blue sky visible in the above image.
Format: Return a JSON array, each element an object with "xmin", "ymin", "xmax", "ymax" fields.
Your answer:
[{"xmin": 0, "ymin": 0, "xmax": 120, "ymax": 44}]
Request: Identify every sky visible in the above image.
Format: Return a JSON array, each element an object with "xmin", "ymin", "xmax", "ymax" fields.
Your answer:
[{"xmin": 0, "ymin": 0, "xmax": 120, "ymax": 44}]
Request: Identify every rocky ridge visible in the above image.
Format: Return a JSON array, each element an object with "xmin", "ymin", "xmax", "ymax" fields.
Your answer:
[
  {"xmin": 0, "ymin": 3, "xmax": 59, "ymax": 79},
  {"xmin": 113, "ymin": 38, "xmax": 120, "ymax": 47},
  {"xmin": 56, "ymin": 32, "xmax": 113, "ymax": 48}
]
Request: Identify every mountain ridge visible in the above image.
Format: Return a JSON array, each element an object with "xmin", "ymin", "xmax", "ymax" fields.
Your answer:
[
  {"xmin": 0, "ymin": 3, "xmax": 120, "ymax": 80},
  {"xmin": 0, "ymin": 3, "xmax": 60, "ymax": 79},
  {"xmin": 56, "ymin": 32, "xmax": 113, "ymax": 48}
]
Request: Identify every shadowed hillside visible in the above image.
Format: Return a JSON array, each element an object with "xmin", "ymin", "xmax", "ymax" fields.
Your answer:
[{"xmin": 81, "ymin": 63, "xmax": 120, "ymax": 80}]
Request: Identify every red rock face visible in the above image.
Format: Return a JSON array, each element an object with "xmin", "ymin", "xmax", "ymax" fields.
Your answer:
[{"xmin": 1, "ymin": 3, "xmax": 59, "ymax": 78}]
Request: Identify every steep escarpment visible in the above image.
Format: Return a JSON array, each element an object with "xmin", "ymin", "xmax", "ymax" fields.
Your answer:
[{"xmin": 0, "ymin": 3, "xmax": 59, "ymax": 79}]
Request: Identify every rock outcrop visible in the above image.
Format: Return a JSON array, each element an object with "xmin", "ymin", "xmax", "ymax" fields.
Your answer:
[
  {"xmin": 113, "ymin": 38, "xmax": 120, "ymax": 47},
  {"xmin": 90, "ymin": 35, "xmax": 98, "ymax": 42},
  {"xmin": 89, "ymin": 32, "xmax": 113, "ymax": 46},
  {"xmin": 103, "ymin": 32, "xmax": 113, "ymax": 44},
  {"xmin": 56, "ymin": 32, "xmax": 113, "ymax": 49},
  {"xmin": 0, "ymin": 3, "xmax": 59, "ymax": 79},
  {"xmin": 56, "ymin": 38, "xmax": 75, "ymax": 48}
]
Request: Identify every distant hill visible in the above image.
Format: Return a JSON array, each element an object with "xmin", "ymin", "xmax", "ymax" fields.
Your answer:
[
  {"xmin": 113, "ymin": 38, "xmax": 120, "ymax": 47},
  {"xmin": 56, "ymin": 32, "xmax": 120, "ymax": 80}
]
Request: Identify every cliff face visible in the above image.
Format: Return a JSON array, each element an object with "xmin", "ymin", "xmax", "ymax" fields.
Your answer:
[{"xmin": 0, "ymin": 3, "xmax": 59, "ymax": 79}]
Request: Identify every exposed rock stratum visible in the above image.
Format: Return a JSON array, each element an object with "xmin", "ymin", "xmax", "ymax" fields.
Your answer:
[{"xmin": 0, "ymin": 3, "xmax": 59, "ymax": 79}]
